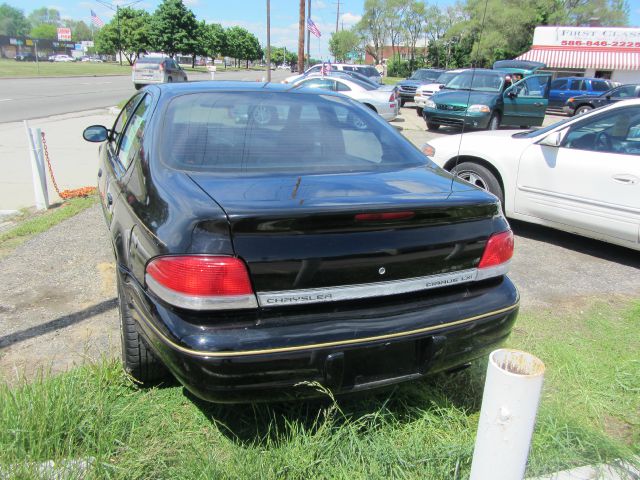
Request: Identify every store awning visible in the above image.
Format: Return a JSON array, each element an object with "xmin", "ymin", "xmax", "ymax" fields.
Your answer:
[{"xmin": 516, "ymin": 47, "xmax": 640, "ymax": 70}]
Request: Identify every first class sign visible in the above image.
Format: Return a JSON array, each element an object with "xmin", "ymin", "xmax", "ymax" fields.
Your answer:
[{"xmin": 532, "ymin": 26, "xmax": 640, "ymax": 49}]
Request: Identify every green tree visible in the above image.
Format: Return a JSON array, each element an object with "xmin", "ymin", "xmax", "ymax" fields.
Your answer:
[
  {"xmin": 383, "ymin": 0, "xmax": 409, "ymax": 60},
  {"xmin": 28, "ymin": 7, "xmax": 60, "ymax": 27},
  {"xmin": 357, "ymin": 0, "xmax": 386, "ymax": 64},
  {"xmin": 562, "ymin": 0, "xmax": 629, "ymax": 25},
  {"xmin": 30, "ymin": 23, "xmax": 57, "ymax": 39},
  {"xmin": 224, "ymin": 26, "xmax": 262, "ymax": 68},
  {"xmin": 95, "ymin": 7, "xmax": 151, "ymax": 65},
  {"xmin": 329, "ymin": 29, "xmax": 360, "ymax": 63},
  {"xmin": 403, "ymin": 0, "xmax": 425, "ymax": 66},
  {"xmin": 63, "ymin": 19, "xmax": 92, "ymax": 41},
  {"xmin": 150, "ymin": 0, "xmax": 198, "ymax": 57},
  {"xmin": 185, "ymin": 20, "xmax": 209, "ymax": 67},
  {"xmin": 204, "ymin": 23, "xmax": 227, "ymax": 60},
  {"xmin": 270, "ymin": 46, "xmax": 296, "ymax": 66},
  {"xmin": 0, "ymin": 3, "xmax": 31, "ymax": 36}
]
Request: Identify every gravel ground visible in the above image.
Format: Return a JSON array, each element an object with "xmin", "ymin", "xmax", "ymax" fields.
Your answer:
[
  {"xmin": 0, "ymin": 204, "xmax": 118, "ymax": 382},
  {"xmin": 1, "ymin": 107, "xmax": 639, "ymax": 381}
]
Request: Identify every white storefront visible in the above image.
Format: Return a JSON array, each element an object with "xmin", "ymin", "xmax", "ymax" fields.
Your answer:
[{"xmin": 517, "ymin": 26, "xmax": 640, "ymax": 83}]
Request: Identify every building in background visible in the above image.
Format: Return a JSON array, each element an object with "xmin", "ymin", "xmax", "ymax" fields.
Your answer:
[{"xmin": 517, "ymin": 26, "xmax": 640, "ymax": 83}]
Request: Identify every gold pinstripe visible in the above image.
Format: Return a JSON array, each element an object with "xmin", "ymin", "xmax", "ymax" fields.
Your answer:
[{"xmin": 140, "ymin": 303, "xmax": 519, "ymax": 358}]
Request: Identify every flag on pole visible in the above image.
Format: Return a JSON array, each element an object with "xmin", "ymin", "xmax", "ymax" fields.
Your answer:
[
  {"xmin": 307, "ymin": 18, "xmax": 321, "ymax": 38},
  {"xmin": 90, "ymin": 10, "xmax": 104, "ymax": 28}
]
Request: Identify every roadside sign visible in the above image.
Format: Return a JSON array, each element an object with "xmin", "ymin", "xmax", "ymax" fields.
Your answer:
[{"xmin": 57, "ymin": 28, "xmax": 72, "ymax": 41}]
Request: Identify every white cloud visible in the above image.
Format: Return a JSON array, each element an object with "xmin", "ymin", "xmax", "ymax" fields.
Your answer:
[
  {"xmin": 340, "ymin": 12, "xmax": 361, "ymax": 27},
  {"xmin": 184, "ymin": 0, "xmax": 199, "ymax": 5},
  {"xmin": 314, "ymin": 0, "xmax": 328, "ymax": 9}
]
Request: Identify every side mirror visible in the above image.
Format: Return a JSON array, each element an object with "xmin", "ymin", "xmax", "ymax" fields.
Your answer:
[
  {"xmin": 83, "ymin": 125, "xmax": 108, "ymax": 142},
  {"xmin": 605, "ymin": 94, "xmax": 611, "ymax": 100},
  {"xmin": 439, "ymin": 84, "xmax": 445, "ymax": 90},
  {"xmin": 538, "ymin": 131, "xmax": 563, "ymax": 147}
]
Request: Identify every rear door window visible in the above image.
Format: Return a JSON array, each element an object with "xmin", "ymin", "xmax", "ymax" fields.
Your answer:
[
  {"xmin": 550, "ymin": 79, "xmax": 567, "ymax": 90},
  {"xmin": 591, "ymin": 80, "xmax": 610, "ymax": 92}
]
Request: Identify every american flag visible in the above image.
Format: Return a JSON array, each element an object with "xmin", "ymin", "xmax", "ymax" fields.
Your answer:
[
  {"xmin": 307, "ymin": 18, "xmax": 321, "ymax": 38},
  {"xmin": 91, "ymin": 10, "xmax": 104, "ymax": 28}
]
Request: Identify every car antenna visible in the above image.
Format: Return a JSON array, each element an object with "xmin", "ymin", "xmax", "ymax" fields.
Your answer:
[{"xmin": 450, "ymin": 0, "xmax": 490, "ymax": 193}]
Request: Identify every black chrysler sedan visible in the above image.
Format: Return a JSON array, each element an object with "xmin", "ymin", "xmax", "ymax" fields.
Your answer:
[{"xmin": 83, "ymin": 82, "xmax": 519, "ymax": 403}]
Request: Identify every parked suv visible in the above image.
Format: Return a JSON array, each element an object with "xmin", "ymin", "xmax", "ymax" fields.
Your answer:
[
  {"xmin": 548, "ymin": 77, "xmax": 613, "ymax": 108},
  {"xmin": 396, "ymin": 68, "xmax": 444, "ymax": 106},
  {"xmin": 285, "ymin": 63, "xmax": 382, "ymax": 84},
  {"xmin": 563, "ymin": 84, "xmax": 640, "ymax": 116},
  {"xmin": 132, "ymin": 56, "xmax": 188, "ymax": 89},
  {"xmin": 423, "ymin": 61, "xmax": 550, "ymax": 131}
]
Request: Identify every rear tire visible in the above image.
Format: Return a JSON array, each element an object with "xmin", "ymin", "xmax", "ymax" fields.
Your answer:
[
  {"xmin": 167, "ymin": 76, "xmax": 173, "ymax": 83},
  {"xmin": 575, "ymin": 105, "xmax": 592, "ymax": 115},
  {"xmin": 426, "ymin": 121, "xmax": 440, "ymax": 131},
  {"xmin": 451, "ymin": 161, "xmax": 504, "ymax": 206},
  {"xmin": 488, "ymin": 112, "xmax": 500, "ymax": 130},
  {"xmin": 134, "ymin": 83, "xmax": 142, "ymax": 90},
  {"xmin": 118, "ymin": 276, "xmax": 168, "ymax": 384},
  {"xmin": 416, "ymin": 107, "xmax": 423, "ymax": 116},
  {"xmin": 400, "ymin": 98, "xmax": 406, "ymax": 107}
]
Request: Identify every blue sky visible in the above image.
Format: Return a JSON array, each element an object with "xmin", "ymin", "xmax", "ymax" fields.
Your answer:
[{"xmin": 8, "ymin": 0, "xmax": 640, "ymax": 59}]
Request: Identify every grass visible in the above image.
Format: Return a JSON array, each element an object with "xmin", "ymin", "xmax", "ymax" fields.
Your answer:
[
  {"xmin": 0, "ymin": 59, "xmax": 133, "ymax": 78},
  {"xmin": 383, "ymin": 76, "xmax": 404, "ymax": 85},
  {"xmin": 0, "ymin": 298, "xmax": 638, "ymax": 478},
  {"xmin": 0, "ymin": 196, "xmax": 97, "ymax": 256}
]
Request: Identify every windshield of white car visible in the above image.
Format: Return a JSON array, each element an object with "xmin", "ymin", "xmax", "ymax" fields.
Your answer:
[
  {"xmin": 445, "ymin": 71, "xmax": 504, "ymax": 92},
  {"xmin": 410, "ymin": 70, "xmax": 442, "ymax": 81},
  {"xmin": 435, "ymin": 72, "xmax": 458, "ymax": 84},
  {"xmin": 512, "ymin": 116, "xmax": 575, "ymax": 138}
]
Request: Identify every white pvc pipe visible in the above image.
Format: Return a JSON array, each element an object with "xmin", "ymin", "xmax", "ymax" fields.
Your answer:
[
  {"xmin": 470, "ymin": 349, "xmax": 545, "ymax": 480},
  {"xmin": 24, "ymin": 121, "xmax": 48, "ymax": 210}
]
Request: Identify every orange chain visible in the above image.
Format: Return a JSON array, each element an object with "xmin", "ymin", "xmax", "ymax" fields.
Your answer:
[{"xmin": 41, "ymin": 131, "xmax": 97, "ymax": 200}]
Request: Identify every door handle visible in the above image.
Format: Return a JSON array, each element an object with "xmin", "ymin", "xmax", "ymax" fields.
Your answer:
[
  {"xmin": 107, "ymin": 192, "xmax": 113, "ymax": 205},
  {"xmin": 98, "ymin": 168, "xmax": 102, "ymax": 178},
  {"xmin": 612, "ymin": 175, "xmax": 639, "ymax": 185},
  {"xmin": 533, "ymin": 102, "xmax": 543, "ymax": 107}
]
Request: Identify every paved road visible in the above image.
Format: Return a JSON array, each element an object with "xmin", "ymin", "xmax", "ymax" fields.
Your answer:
[{"xmin": 0, "ymin": 69, "xmax": 291, "ymax": 124}]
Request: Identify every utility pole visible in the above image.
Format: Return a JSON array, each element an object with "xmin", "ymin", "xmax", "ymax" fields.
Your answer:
[
  {"xmin": 334, "ymin": 0, "xmax": 340, "ymax": 33},
  {"xmin": 306, "ymin": 0, "xmax": 311, "ymax": 69},
  {"xmin": 297, "ymin": 0, "xmax": 305, "ymax": 74},
  {"xmin": 266, "ymin": 0, "xmax": 271, "ymax": 81}
]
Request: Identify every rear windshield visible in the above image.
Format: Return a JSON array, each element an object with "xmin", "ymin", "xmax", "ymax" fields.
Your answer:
[
  {"xmin": 136, "ymin": 57, "xmax": 164, "ymax": 65},
  {"xmin": 446, "ymin": 71, "xmax": 504, "ymax": 92},
  {"xmin": 355, "ymin": 66, "xmax": 380, "ymax": 77},
  {"xmin": 160, "ymin": 92, "xmax": 428, "ymax": 174}
]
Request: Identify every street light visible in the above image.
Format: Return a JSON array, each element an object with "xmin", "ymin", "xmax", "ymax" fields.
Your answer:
[{"xmin": 95, "ymin": 0, "xmax": 144, "ymax": 66}]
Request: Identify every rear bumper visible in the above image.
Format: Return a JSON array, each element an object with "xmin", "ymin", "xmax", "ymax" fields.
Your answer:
[{"xmin": 124, "ymin": 274, "xmax": 519, "ymax": 403}]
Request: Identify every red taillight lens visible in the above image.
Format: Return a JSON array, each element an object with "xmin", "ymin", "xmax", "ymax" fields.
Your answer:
[
  {"xmin": 158, "ymin": 62, "xmax": 165, "ymax": 72},
  {"xmin": 146, "ymin": 256, "xmax": 253, "ymax": 296},
  {"xmin": 355, "ymin": 211, "xmax": 415, "ymax": 222},
  {"xmin": 478, "ymin": 230, "xmax": 514, "ymax": 269},
  {"xmin": 389, "ymin": 92, "xmax": 395, "ymax": 102}
]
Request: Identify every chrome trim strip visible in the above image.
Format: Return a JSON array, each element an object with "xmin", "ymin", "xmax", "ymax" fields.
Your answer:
[
  {"xmin": 257, "ymin": 264, "xmax": 509, "ymax": 307},
  {"xmin": 145, "ymin": 275, "xmax": 258, "ymax": 310}
]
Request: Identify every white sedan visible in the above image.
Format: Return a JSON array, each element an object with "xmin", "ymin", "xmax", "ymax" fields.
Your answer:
[
  {"xmin": 426, "ymin": 99, "xmax": 640, "ymax": 251},
  {"xmin": 293, "ymin": 75, "xmax": 399, "ymax": 121}
]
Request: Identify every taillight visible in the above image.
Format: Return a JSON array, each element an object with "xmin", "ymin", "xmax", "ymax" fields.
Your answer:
[
  {"xmin": 389, "ymin": 91, "xmax": 395, "ymax": 102},
  {"xmin": 158, "ymin": 62, "xmax": 164, "ymax": 72},
  {"xmin": 145, "ymin": 255, "xmax": 257, "ymax": 310},
  {"xmin": 478, "ymin": 230, "xmax": 514, "ymax": 269}
]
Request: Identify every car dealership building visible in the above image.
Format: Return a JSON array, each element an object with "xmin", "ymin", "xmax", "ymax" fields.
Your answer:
[{"xmin": 516, "ymin": 26, "xmax": 640, "ymax": 83}]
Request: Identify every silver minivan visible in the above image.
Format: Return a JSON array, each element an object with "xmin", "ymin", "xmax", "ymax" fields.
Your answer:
[{"xmin": 132, "ymin": 57, "xmax": 188, "ymax": 89}]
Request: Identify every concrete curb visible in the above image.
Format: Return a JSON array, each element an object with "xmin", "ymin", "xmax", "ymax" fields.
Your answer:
[
  {"xmin": 528, "ymin": 459, "xmax": 640, "ymax": 480},
  {"xmin": 0, "ymin": 74, "xmax": 130, "ymax": 80}
]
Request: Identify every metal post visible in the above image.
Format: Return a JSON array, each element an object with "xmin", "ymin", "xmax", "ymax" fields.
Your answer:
[
  {"xmin": 297, "ymin": 0, "xmax": 305, "ymax": 74},
  {"xmin": 266, "ymin": 0, "xmax": 271, "ymax": 82},
  {"xmin": 306, "ymin": 0, "xmax": 311, "ymax": 69},
  {"xmin": 24, "ymin": 121, "xmax": 48, "ymax": 210},
  {"xmin": 116, "ymin": 4, "xmax": 122, "ymax": 66},
  {"xmin": 470, "ymin": 349, "xmax": 545, "ymax": 480}
]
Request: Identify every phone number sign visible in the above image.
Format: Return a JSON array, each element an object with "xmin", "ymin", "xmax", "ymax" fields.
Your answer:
[{"xmin": 533, "ymin": 26, "xmax": 640, "ymax": 49}]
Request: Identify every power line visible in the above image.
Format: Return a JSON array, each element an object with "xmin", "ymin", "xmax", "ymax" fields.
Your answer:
[{"xmin": 95, "ymin": 0, "xmax": 144, "ymax": 66}]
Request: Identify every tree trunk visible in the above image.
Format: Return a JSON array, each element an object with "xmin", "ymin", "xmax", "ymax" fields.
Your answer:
[{"xmin": 192, "ymin": 53, "xmax": 196, "ymax": 68}]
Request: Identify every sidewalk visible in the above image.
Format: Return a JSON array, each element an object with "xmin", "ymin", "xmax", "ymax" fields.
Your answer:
[{"xmin": 0, "ymin": 108, "xmax": 117, "ymax": 212}]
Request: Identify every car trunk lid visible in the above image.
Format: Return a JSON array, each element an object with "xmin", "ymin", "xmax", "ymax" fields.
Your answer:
[{"xmin": 188, "ymin": 168, "xmax": 502, "ymax": 296}]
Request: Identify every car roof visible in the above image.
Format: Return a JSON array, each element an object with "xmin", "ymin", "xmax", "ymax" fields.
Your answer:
[{"xmin": 148, "ymin": 80, "xmax": 343, "ymax": 99}]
